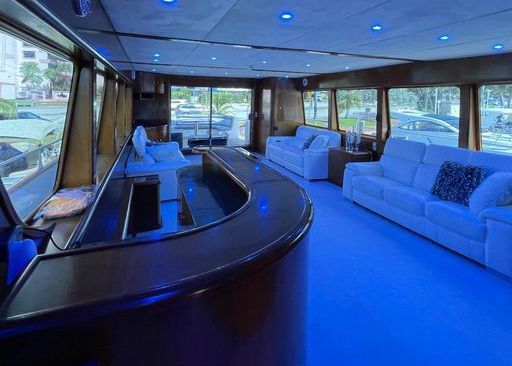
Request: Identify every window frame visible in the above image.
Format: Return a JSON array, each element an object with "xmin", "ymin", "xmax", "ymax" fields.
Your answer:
[
  {"xmin": 334, "ymin": 87, "xmax": 379, "ymax": 136},
  {"xmin": 302, "ymin": 89, "xmax": 330, "ymax": 129}
]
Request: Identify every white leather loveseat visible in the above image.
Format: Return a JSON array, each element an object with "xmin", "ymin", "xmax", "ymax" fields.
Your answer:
[
  {"xmin": 126, "ymin": 127, "xmax": 190, "ymax": 201},
  {"xmin": 343, "ymin": 138, "xmax": 512, "ymax": 278},
  {"xmin": 266, "ymin": 125, "xmax": 341, "ymax": 180}
]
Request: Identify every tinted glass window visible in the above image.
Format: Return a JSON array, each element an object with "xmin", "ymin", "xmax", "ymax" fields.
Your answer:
[
  {"xmin": 389, "ymin": 87, "xmax": 460, "ymax": 146},
  {"xmin": 0, "ymin": 30, "xmax": 73, "ymax": 218},
  {"xmin": 336, "ymin": 89, "xmax": 377, "ymax": 135},
  {"xmin": 480, "ymin": 84, "xmax": 512, "ymax": 155},
  {"xmin": 303, "ymin": 90, "xmax": 329, "ymax": 128}
]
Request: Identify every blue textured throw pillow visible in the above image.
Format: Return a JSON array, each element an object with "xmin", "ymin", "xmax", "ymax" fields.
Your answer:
[{"xmin": 431, "ymin": 161, "xmax": 487, "ymax": 206}]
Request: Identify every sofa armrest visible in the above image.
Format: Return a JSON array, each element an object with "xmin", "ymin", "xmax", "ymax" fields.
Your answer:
[
  {"xmin": 480, "ymin": 205, "xmax": 512, "ymax": 225},
  {"xmin": 303, "ymin": 148, "xmax": 329, "ymax": 180},
  {"xmin": 346, "ymin": 162, "xmax": 383, "ymax": 176},
  {"xmin": 266, "ymin": 136, "xmax": 293, "ymax": 144},
  {"xmin": 481, "ymin": 205, "xmax": 512, "ymax": 278}
]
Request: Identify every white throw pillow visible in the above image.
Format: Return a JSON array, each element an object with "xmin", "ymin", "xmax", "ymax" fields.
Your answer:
[
  {"xmin": 309, "ymin": 135, "xmax": 329, "ymax": 149},
  {"xmin": 469, "ymin": 172, "xmax": 512, "ymax": 215},
  {"xmin": 147, "ymin": 145, "xmax": 187, "ymax": 163},
  {"xmin": 132, "ymin": 130, "xmax": 146, "ymax": 158}
]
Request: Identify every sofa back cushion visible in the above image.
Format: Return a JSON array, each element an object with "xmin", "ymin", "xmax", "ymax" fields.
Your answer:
[
  {"xmin": 468, "ymin": 151, "xmax": 512, "ymax": 174},
  {"xmin": 413, "ymin": 144, "xmax": 471, "ymax": 191},
  {"xmin": 380, "ymin": 138, "xmax": 426, "ymax": 185},
  {"xmin": 295, "ymin": 125, "xmax": 341, "ymax": 148}
]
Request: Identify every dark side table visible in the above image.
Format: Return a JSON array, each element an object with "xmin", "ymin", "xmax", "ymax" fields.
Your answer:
[{"xmin": 328, "ymin": 148, "xmax": 373, "ymax": 187}]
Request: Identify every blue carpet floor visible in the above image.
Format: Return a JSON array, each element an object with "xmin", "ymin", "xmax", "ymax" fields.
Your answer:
[{"xmin": 262, "ymin": 159, "xmax": 512, "ymax": 366}]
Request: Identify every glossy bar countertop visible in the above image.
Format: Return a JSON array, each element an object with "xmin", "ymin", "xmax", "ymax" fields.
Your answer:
[{"xmin": 0, "ymin": 147, "xmax": 313, "ymax": 336}]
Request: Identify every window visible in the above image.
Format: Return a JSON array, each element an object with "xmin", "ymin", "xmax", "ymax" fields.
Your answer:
[
  {"xmin": 211, "ymin": 87, "xmax": 252, "ymax": 146},
  {"xmin": 480, "ymin": 84, "xmax": 512, "ymax": 155},
  {"xmin": 389, "ymin": 87, "xmax": 460, "ymax": 146},
  {"xmin": 0, "ymin": 30, "xmax": 73, "ymax": 218},
  {"xmin": 170, "ymin": 86, "xmax": 253, "ymax": 148},
  {"xmin": 336, "ymin": 89, "xmax": 377, "ymax": 135},
  {"xmin": 23, "ymin": 50, "xmax": 35, "ymax": 59},
  {"xmin": 94, "ymin": 72, "xmax": 105, "ymax": 130},
  {"xmin": 303, "ymin": 90, "xmax": 329, "ymax": 128}
]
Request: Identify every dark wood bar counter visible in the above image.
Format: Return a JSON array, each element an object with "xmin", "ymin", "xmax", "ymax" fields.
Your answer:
[{"xmin": 0, "ymin": 147, "xmax": 313, "ymax": 366}]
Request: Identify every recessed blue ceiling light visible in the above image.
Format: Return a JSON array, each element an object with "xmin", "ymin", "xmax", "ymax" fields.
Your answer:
[
  {"xmin": 371, "ymin": 24, "xmax": 383, "ymax": 31},
  {"xmin": 493, "ymin": 43, "xmax": 505, "ymax": 50},
  {"xmin": 162, "ymin": 0, "xmax": 175, "ymax": 2},
  {"xmin": 211, "ymin": 57, "xmax": 217, "ymax": 61},
  {"xmin": 154, "ymin": 53, "xmax": 160, "ymax": 57},
  {"xmin": 256, "ymin": 74, "xmax": 260, "ymax": 77},
  {"xmin": 261, "ymin": 60, "xmax": 267, "ymax": 64},
  {"xmin": 152, "ymin": 68, "xmax": 156, "ymax": 72},
  {"xmin": 306, "ymin": 63, "xmax": 311, "ymax": 67},
  {"xmin": 153, "ymin": 58, "xmax": 159, "ymax": 62},
  {"xmin": 438, "ymin": 35, "xmax": 450, "ymax": 41},
  {"xmin": 190, "ymin": 70, "xmax": 194, "ymax": 74},
  {"xmin": 224, "ymin": 72, "xmax": 229, "ymax": 75},
  {"xmin": 345, "ymin": 66, "xmax": 351, "ymax": 70},
  {"xmin": 279, "ymin": 12, "xmax": 293, "ymax": 20}
]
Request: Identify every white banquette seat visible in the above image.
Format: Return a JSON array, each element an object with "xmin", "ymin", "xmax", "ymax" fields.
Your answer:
[
  {"xmin": 126, "ymin": 127, "xmax": 190, "ymax": 201},
  {"xmin": 265, "ymin": 125, "xmax": 341, "ymax": 180},
  {"xmin": 343, "ymin": 138, "xmax": 512, "ymax": 278}
]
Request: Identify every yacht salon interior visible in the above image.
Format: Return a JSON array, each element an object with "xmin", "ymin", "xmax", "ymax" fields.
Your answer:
[{"xmin": 0, "ymin": 0, "xmax": 511, "ymax": 365}]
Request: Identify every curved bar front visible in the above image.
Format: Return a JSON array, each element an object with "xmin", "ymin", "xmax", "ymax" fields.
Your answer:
[{"xmin": 0, "ymin": 147, "xmax": 313, "ymax": 366}]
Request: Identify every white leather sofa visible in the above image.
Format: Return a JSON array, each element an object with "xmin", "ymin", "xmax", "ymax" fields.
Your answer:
[
  {"xmin": 266, "ymin": 125, "xmax": 341, "ymax": 180},
  {"xmin": 126, "ymin": 127, "xmax": 190, "ymax": 201},
  {"xmin": 343, "ymin": 138, "xmax": 512, "ymax": 278}
]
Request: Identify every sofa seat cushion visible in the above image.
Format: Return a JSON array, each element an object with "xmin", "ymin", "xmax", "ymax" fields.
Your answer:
[
  {"xmin": 281, "ymin": 145, "xmax": 304, "ymax": 167},
  {"xmin": 425, "ymin": 201, "xmax": 486, "ymax": 242},
  {"xmin": 352, "ymin": 175, "xmax": 404, "ymax": 199},
  {"xmin": 384, "ymin": 186, "xmax": 438, "ymax": 216}
]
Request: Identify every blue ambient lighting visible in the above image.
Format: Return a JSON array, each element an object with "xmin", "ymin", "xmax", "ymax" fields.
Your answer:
[
  {"xmin": 190, "ymin": 70, "xmax": 194, "ymax": 73},
  {"xmin": 345, "ymin": 66, "xmax": 351, "ymax": 70},
  {"xmin": 154, "ymin": 53, "xmax": 160, "ymax": 57},
  {"xmin": 162, "ymin": 0, "xmax": 175, "ymax": 2},
  {"xmin": 493, "ymin": 43, "xmax": 505, "ymax": 50},
  {"xmin": 371, "ymin": 24, "xmax": 383, "ymax": 31},
  {"xmin": 438, "ymin": 35, "xmax": 450, "ymax": 41},
  {"xmin": 259, "ymin": 198, "xmax": 269, "ymax": 214},
  {"xmin": 261, "ymin": 60, "xmax": 268, "ymax": 64},
  {"xmin": 255, "ymin": 163, "xmax": 261, "ymax": 172},
  {"xmin": 306, "ymin": 63, "xmax": 311, "ymax": 67},
  {"xmin": 225, "ymin": 72, "xmax": 229, "ymax": 75},
  {"xmin": 256, "ymin": 74, "xmax": 261, "ymax": 77},
  {"xmin": 279, "ymin": 12, "xmax": 294, "ymax": 20},
  {"xmin": 211, "ymin": 57, "xmax": 217, "ymax": 61},
  {"xmin": 152, "ymin": 68, "xmax": 156, "ymax": 72},
  {"xmin": 153, "ymin": 58, "xmax": 159, "ymax": 62}
]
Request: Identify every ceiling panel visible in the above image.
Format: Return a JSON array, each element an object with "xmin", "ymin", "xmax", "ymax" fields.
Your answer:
[
  {"xmin": 100, "ymin": 0, "xmax": 239, "ymax": 40},
  {"xmin": 82, "ymin": 33, "xmax": 129, "ymax": 62},
  {"xmin": 118, "ymin": 36, "xmax": 197, "ymax": 65},
  {"xmin": 38, "ymin": 0, "xmax": 512, "ymax": 78},
  {"xmin": 351, "ymin": 10, "xmax": 512, "ymax": 59},
  {"xmin": 281, "ymin": 0, "xmax": 512, "ymax": 54}
]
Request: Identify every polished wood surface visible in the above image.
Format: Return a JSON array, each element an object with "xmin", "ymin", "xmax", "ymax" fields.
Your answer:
[{"xmin": 0, "ymin": 147, "xmax": 312, "ymax": 331}]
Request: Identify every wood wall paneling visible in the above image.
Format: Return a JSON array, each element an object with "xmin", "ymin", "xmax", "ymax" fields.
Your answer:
[{"xmin": 60, "ymin": 65, "xmax": 94, "ymax": 188}]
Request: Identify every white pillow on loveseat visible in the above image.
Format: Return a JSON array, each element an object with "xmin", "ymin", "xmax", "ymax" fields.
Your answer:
[{"xmin": 469, "ymin": 172, "xmax": 512, "ymax": 215}]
